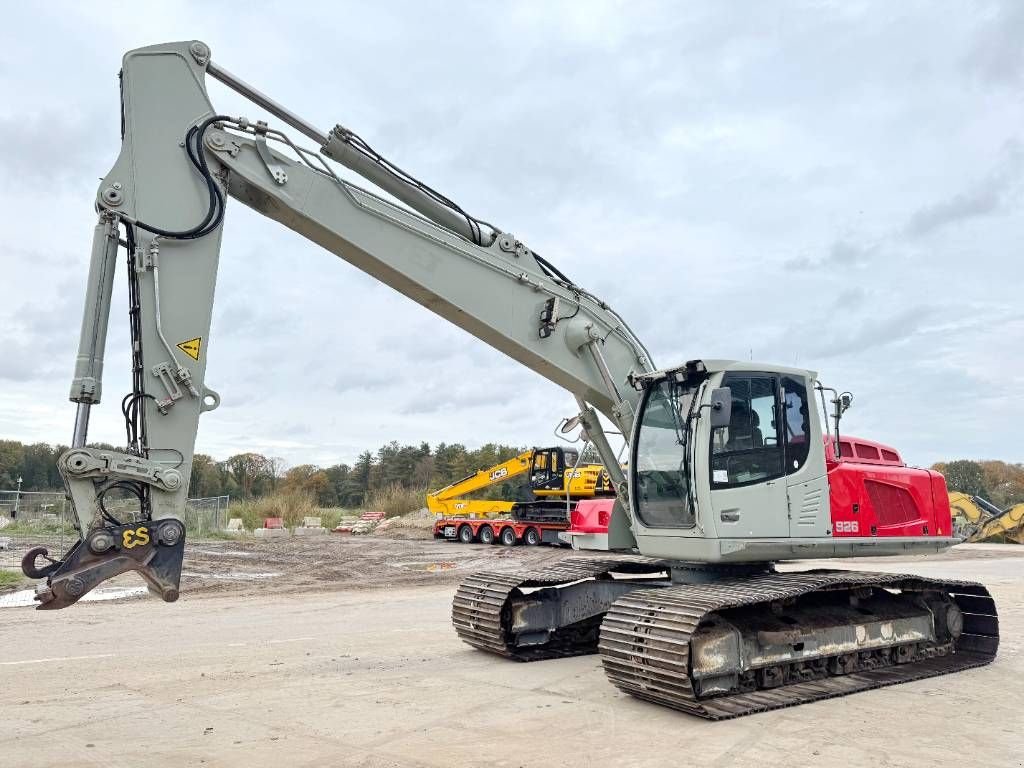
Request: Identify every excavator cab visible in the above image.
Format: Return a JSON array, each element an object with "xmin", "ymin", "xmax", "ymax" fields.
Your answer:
[
  {"xmin": 625, "ymin": 359, "xmax": 959, "ymax": 561},
  {"xmin": 529, "ymin": 448, "xmax": 571, "ymax": 492}
]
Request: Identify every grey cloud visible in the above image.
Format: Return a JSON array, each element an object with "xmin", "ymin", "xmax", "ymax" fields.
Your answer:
[
  {"xmin": 808, "ymin": 306, "xmax": 936, "ymax": 359},
  {"xmin": 0, "ymin": 112, "xmax": 110, "ymax": 188},
  {"xmin": 905, "ymin": 141, "xmax": 1022, "ymax": 237},
  {"xmin": 332, "ymin": 368, "xmax": 395, "ymax": 393},
  {"xmin": 785, "ymin": 238, "xmax": 876, "ymax": 270},
  {"xmin": 398, "ymin": 368, "xmax": 523, "ymax": 416},
  {"xmin": 963, "ymin": 2, "xmax": 1024, "ymax": 86}
]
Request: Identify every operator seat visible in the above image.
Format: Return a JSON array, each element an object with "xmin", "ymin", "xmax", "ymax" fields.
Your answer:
[{"xmin": 727, "ymin": 404, "xmax": 763, "ymax": 450}]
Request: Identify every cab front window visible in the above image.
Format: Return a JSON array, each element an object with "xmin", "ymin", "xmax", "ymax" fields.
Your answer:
[{"xmin": 633, "ymin": 380, "xmax": 695, "ymax": 528}]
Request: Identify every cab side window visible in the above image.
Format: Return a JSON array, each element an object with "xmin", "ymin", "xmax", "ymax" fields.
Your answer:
[
  {"xmin": 782, "ymin": 376, "xmax": 810, "ymax": 474},
  {"xmin": 710, "ymin": 374, "xmax": 784, "ymax": 488}
]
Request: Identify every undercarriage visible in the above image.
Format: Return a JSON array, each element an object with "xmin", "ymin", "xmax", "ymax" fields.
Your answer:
[{"xmin": 452, "ymin": 556, "xmax": 999, "ymax": 719}]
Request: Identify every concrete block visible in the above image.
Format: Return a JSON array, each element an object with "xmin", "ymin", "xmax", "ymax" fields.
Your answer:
[
  {"xmin": 226, "ymin": 518, "xmax": 244, "ymax": 532},
  {"xmin": 253, "ymin": 527, "xmax": 289, "ymax": 539},
  {"xmin": 294, "ymin": 526, "xmax": 327, "ymax": 537},
  {"xmin": 302, "ymin": 516, "xmax": 323, "ymax": 528}
]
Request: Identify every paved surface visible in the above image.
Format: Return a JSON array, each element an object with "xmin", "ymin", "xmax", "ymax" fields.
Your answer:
[{"xmin": 3, "ymin": 547, "xmax": 1023, "ymax": 767}]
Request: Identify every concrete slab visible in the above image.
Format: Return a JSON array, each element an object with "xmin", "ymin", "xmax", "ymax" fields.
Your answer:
[
  {"xmin": 252, "ymin": 527, "xmax": 289, "ymax": 539},
  {"xmin": 293, "ymin": 526, "xmax": 327, "ymax": 537}
]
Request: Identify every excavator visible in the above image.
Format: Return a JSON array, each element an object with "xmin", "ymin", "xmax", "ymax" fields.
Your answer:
[
  {"xmin": 425, "ymin": 446, "xmax": 614, "ymax": 522},
  {"xmin": 949, "ymin": 492, "xmax": 1024, "ymax": 543},
  {"xmin": 23, "ymin": 40, "xmax": 998, "ymax": 719}
]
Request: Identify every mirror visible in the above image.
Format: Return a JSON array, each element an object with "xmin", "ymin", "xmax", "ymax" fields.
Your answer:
[
  {"xmin": 709, "ymin": 387, "xmax": 732, "ymax": 429},
  {"xmin": 839, "ymin": 392, "xmax": 853, "ymax": 414},
  {"xmin": 559, "ymin": 415, "xmax": 581, "ymax": 434}
]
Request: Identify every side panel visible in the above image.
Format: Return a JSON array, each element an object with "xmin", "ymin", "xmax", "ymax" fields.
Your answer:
[
  {"xmin": 785, "ymin": 381, "xmax": 831, "ymax": 538},
  {"xmin": 829, "ymin": 464, "xmax": 953, "ymax": 538}
]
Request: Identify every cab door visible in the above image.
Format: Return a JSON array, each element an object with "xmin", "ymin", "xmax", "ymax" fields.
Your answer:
[
  {"xmin": 708, "ymin": 373, "xmax": 790, "ymax": 538},
  {"xmin": 781, "ymin": 375, "xmax": 831, "ymax": 538},
  {"xmin": 530, "ymin": 449, "xmax": 561, "ymax": 493}
]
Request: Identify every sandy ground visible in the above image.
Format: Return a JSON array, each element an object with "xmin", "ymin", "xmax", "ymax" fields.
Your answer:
[{"xmin": 2, "ymin": 539, "xmax": 1023, "ymax": 768}]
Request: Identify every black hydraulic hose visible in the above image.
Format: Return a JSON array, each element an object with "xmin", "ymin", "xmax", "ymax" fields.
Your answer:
[{"xmin": 130, "ymin": 114, "xmax": 231, "ymax": 239}]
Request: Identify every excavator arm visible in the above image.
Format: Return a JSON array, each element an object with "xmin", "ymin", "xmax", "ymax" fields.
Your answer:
[
  {"xmin": 29, "ymin": 40, "xmax": 653, "ymax": 608},
  {"xmin": 425, "ymin": 451, "xmax": 534, "ymax": 518}
]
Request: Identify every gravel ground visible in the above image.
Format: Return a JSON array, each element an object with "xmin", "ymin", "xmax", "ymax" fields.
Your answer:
[
  {"xmin": 3, "ymin": 542, "xmax": 1022, "ymax": 768},
  {"xmin": 178, "ymin": 533, "xmax": 571, "ymax": 598}
]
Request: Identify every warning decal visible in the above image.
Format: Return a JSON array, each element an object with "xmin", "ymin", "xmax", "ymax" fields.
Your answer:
[{"xmin": 176, "ymin": 337, "xmax": 202, "ymax": 361}]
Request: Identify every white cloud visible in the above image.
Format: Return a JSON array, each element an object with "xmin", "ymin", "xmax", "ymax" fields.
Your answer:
[{"xmin": 0, "ymin": 1, "xmax": 1021, "ymax": 470}]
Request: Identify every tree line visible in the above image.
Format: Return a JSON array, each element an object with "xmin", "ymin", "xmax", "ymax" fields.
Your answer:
[
  {"xmin": 4, "ymin": 439, "xmax": 1020, "ymax": 511},
  {"xmin": 0, "ymin": 438, "xmax": 529, "ymax": 508},
  {"xmin": 931, "ymin": 460, "xmax": 1024, "ymax": 510}
]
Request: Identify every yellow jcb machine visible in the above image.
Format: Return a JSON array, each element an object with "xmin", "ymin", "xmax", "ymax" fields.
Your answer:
[
  {"xmin": 949, "ymin": 492, "xmax": 1024, "ymax": 544},
  {"xmin": 426, "ymin": 447, "xmax": 614, "ymax": 523}
]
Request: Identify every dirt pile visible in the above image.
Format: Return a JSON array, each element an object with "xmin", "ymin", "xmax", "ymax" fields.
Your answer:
[{"xmin": 374, "ymin": 507, "xmax": 435, "ymax": 539}]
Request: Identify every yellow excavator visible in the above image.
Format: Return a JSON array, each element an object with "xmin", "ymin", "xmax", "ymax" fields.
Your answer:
[
  {"xmin": 426, "ymin": 446, "xmax": 614, "ymax": 523},
  {"xmin": 949, "ymin": 492, "xmax": 1024, "ymax": 543}
]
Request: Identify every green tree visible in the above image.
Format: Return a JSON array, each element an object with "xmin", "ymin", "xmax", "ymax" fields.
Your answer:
[
  {"xmin": 225, "ymin": 452, "xmax": 272, "ymax": 498},
  {"xmin": 0, "ymin": 440, "xmax": 25, "ymax": 488},
  {"xmin": 189, "ymin": 453, "xmax": 223, "ymax": 497},
  {"xmin": 936, "ymin": 460, "xmax": 989, "ymax": 498}
]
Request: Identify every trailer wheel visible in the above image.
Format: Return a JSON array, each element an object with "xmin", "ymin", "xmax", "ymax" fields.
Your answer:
[
  {"xmin": 500, "ymin": 527, "xmax": 517, "ymax": 546},
  {"xmin": 524, "ymin": 527, "xmax": 541, "ymax": 546},
  {"xmin": 458, "ymin": 525, "xmax": 475, "ymax": 544},
  {"xmin": 479, "ymin": 525, "xmax": 495, "ymax": 545}
]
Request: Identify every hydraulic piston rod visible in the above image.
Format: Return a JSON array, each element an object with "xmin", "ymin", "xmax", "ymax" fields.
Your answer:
[{"xmin": 207, "ymin": 57, "xmax": 494, "ymax": 246}]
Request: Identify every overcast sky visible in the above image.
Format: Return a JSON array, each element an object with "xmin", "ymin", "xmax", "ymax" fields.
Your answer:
[{"xmin": 1, "ymin": 1, "xmax": 1021, "ymax": 472}]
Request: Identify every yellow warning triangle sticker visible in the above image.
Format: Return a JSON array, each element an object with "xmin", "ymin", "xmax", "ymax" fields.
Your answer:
[{"xmin": 176, "ymin": 337, "xmax": 202, "ymax": 361}]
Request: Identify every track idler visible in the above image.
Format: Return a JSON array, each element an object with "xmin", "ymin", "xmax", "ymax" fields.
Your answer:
[{"xmin": 22, "ymin": 518, "xmax": 186, "ymax": 610}]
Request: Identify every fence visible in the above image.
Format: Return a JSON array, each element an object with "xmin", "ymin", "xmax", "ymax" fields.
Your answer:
[
  {"xmin": 183, "ymin": 495, "xmax": 232, "ymax": 537},
  {"xmin": 0, "ymin": 491, "xmax": 231, "ymax": 570}
]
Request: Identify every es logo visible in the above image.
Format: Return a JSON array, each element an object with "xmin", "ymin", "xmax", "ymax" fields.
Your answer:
[{"xmin": 121, "ymin": 526, "xmax": 151, "ymax": 548}]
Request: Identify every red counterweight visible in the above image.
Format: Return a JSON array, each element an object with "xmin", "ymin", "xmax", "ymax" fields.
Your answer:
[{"xmin": 827, "ymin": 436, "xmax": 952, "ymax": 538}]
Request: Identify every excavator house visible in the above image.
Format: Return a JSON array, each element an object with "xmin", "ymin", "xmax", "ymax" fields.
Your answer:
[{"xmin": 27, "ymin": 40, "xmax": 998, "ymax": 720}]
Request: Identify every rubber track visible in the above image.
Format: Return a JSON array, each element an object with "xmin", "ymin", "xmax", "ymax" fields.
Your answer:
[
  {"xmin": 598, "ymin": 569, "xmax": 999, "ymax": 719},
  {"xmin": 451, "ymin": 556, "xmax": 667, "ymax": 661}
]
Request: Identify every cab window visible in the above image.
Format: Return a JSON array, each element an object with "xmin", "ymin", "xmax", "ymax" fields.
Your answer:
[
  {"xmin": 633, "ymin": 380, "xmax": 695, "ymax": 528},
  {"xmin": 782, "ymin": 376, "xmax": 810, "ymax": 474},
  {"xmin": 710, "ymin": 374, "xmax": 784, "ymax": 488}
]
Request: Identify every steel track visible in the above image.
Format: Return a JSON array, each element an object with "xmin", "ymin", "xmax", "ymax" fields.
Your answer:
[{"xmin": 452, "ymin": 561, "xmax": 998, "ymax": 719}]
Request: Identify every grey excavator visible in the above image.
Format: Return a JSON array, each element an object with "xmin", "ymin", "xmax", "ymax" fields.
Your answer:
[{"xmin": 24, "ymin": 40, "xmax": 997, "ymax": 719}]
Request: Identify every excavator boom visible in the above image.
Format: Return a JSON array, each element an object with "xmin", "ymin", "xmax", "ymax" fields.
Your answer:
[
  {"xmin": 426, "ymin": 451, "xmax": 533, "ymax": 518},
  {"xmin": 37, "ymin": 40, "xmax": 649, "ymax": 608}
]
